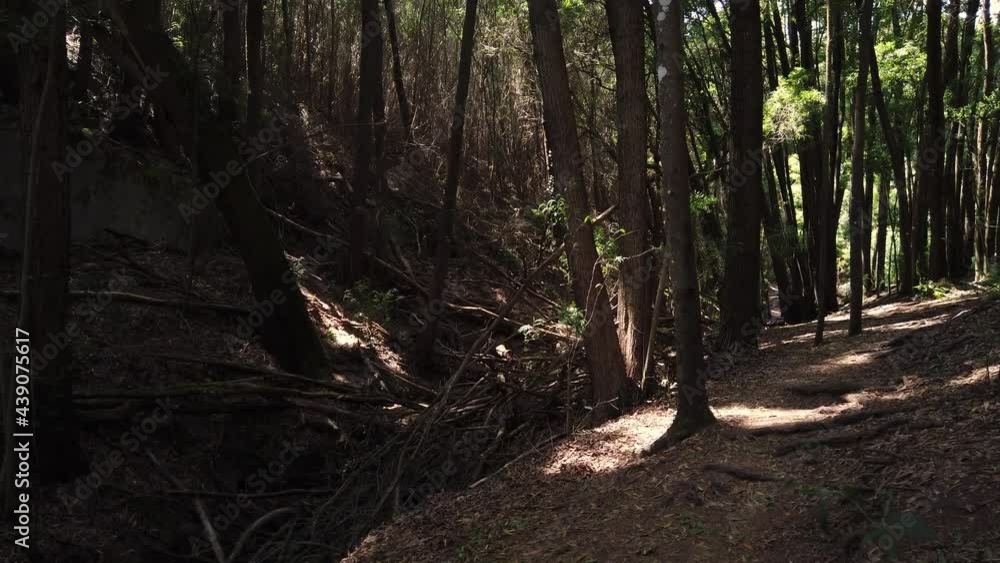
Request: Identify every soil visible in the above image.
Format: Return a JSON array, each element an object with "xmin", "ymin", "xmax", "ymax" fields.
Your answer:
[{"xmin": 345, "ymin": 290, "xmax": 1000, "ymax": 563}]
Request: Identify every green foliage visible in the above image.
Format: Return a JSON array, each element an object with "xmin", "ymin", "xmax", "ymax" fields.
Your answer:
[
  {"xmin": 525, "ymin": 197, "xmax": 567, "ymax": 239},
  {"xmin": 764, "ymin": 68, "xmax": 824, "ymax": 144},
  {"xmin": 913, "ymin": 279, "xmax": 954, "ymax": 300},
  {"xmin": 344, "ymin": 280, "xmax": 401, "ymax": 323},
  {"xmin": 558, "ymin": 303, "xmax": 585, "ymax": 336}
]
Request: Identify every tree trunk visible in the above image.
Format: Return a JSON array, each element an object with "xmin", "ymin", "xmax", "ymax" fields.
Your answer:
[
  {"xmin": 384, "ymin": 0, "xmax": 413, "ymax": 142},
  {"xmin": 976, "ymin": 0, "xmax": 996, "ymax": 279},
  {"xmin": 607, "ymin": 0, "xmax": 654, "ymax": 386},
  {"xmin": 220, "ymin": 0, "xmax": 244, "ymax": 123},
  {"xmin": 6, "ymin": 1, "xmax": 84, "ymax": 492},
  {"xmin": 849, "ymin": 0, "xmax": 873, "ymax": 336},
  {"xmin": 349, "ymin": 0, "xmax": 385, "ymax": 282},
  {"xmin": 869, "ymin": 41, "xmax": 913, "ymax": 294},
  {"xmin": 527, "ymin": 0, "xmax": 631, "ymax": 421},
  {"xmin": 816, "ymin": 0, "xmax": 843, "ymax": 344},
  {"xmin": 416, "ymin": 0, "xmax": 479, "ymax": 374},
  {"xmin": 94, "ymin": 1, "xmax": 329, "ymax": 378},
  {"xmin": 719, "ymin": 0, "xmax": 763, "ymax": 349},
  {"xmin": 650, "ymin": 2, "xmax": 712, "ymax": 451},
  {"xmin": 649, "ymin": 0, "xmax": 715, "ymax": 449},
  {"xmin": 73, "ymin": 18, "xmax": 93, "ymax": 102},
  {"xmin": 763, "ymin": 154, "xmax": 794, "ymax": 323},
  {"xmin": 281, "ymin": 0, "xmax": 294, "ymax": 95},
  {"xmin": 875, "ymin": 172, "xmax": 890, "ymax": 292},
  {"xmin": 924, "ymin": 0, "xmax": 948, "ymax": 280}
]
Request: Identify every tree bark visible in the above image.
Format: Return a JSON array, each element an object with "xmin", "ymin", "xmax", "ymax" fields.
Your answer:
[
  {"xmin": 220, "ymin": 0, "xmax": 244, "ymax": 124},
  {"xmin": 607, "ymin": 0, "xmax": 654, "ymax": 386},
  {"xmin": 649, "ymin": 0, "xmax": 714, "ymax": 449},
  {"xmin": 416, "ymin": 0, "xmax": 479, "ymax": 374},
  {"xmin": 528, "ymin": 0, "xmax": 631, "ymax": 421},
  {"xmin": 719, "ymin": 0, "xmax": 764, "ymax": 349},
  {"xmin": 816, "ymin": 0, "xmax": 843, "ymax": 344},
  {"xmin": 924, "ymin": 0, "xmax": 948, "ymax": 280},
  {"xmin": 384, "ymin": 0, "xmax": 413, "ymax": 142},
  {"xmin": 976, "ymin": 0, "xmax": 995, "ymax": 279},
  {"xmin": 7, "ymin": 1, "xmax": 84, "ymax": 490},
  {"xmin": 349, "ymin": 0, "xmax": 385, "ymax": 282},
  {"xmin": 875, "ymin": 173, "xmax": 890, "ymax": 291},
  {"xmin": 869, "ymin": 41, "xmax": 913, "ymax": 294},
  {"xmin": 849, "ymin": 0, "xmax": 873, "ymax": 336}
]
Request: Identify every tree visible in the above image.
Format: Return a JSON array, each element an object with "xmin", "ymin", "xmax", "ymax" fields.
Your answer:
[
  {"xmin": 816, "ymin": 0, "xmax": 844, "ymax": 345},
  {"xmin": 349, "ymin": 0, "xmax": 386, "ymax": 282},
  {"xmin": 384, "ymin": 0, "xmax": 413, "ymax": 142},
  {"xmin": 93, "ymin": 0, "xmax": 330, "ymax": 378},
  {"xmin": 718, "ymin": 0, "xmax": 764, "ymax": 349},
  {"xmin": 975, "ymin": 0, "xmax": 996, "ymax": 279},
  {"xmin": 924, "ymin": 0, "xmax": 948, "ymax": 280},
  {"xmin": 849, "ymin": 0, "xmax": 874, "ymax": 336},
  {"xmin": 417, "ymin": 0, "xmax": 480, "ymax": 373},
  {"xmin": 220, "ymin": 0, "xmax": 244, "ymax": 123},
  {"xmin": 2, "ymin": 0, "xmax": 85, "ymax": 494},
  {"xmin": 869, "ymin": 41, "xmax": 914, "ymax": 294},
  {"xmin": 527, "ymin": 0, "xmax": 631, "ymax": 421},
  {"xmin": 607, "ymin": 0, "xmax": 654, "ymax": 386},
  {"xmin": 646, "ymin": 0, "xmax": 715, "ymax": 454}
]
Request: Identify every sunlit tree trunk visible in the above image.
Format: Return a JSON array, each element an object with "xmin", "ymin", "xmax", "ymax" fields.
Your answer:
[
  {"xmin": 646, "ymin": 0, "xmax": 714, "ymax": 453},
  {"xmin": 527, "ymin": 0, "xmax": 631, "ymax": 421},
  {"xmin": 607, "ymin": 0, "xmax": 654, "ymax": 386}
]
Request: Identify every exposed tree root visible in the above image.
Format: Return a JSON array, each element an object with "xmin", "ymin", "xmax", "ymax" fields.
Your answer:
[
  {"xmin": 774, "ymin": 418, "xmax": 941, "ymax": 456},
  {"xmin": 642, "ymin": 414, "xmax": 716, "ymax": 457},
  {"xmin": 703, "ymin": 463, "xmax": 784, "ymax": 482},
  {"xmin": 750, "ymin": 404, "xmax": 918, "ymax": 436},
  {"xmin": 780, "ymin": 380, "xmax": 866, "ymax": 396}
]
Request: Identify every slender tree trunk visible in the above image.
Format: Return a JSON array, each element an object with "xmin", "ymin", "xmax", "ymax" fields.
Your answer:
[
  {"xmin": 5, "ymin": 2, "xmax": 83, "ymax": 493},
  {"xmin": 281, "ymin": 0, "xmax": 294, "ymax": 95},
  {"xmin": 528, "ymin": 0, "xmax": 631, "ymax": 421},
  {"xmin": 220, "ymin": 0, "xmax": 244, "ymax": 124},
  {"xmin": 607, "ymin": 0, "xmax": 654, "ymax": 387},
  {"xmin": 863, "ymin": 166, "xmax": 875, "ymax": 292},
  {"xmin": 719, "ymin": 0, "xmax": 763, "ymax": 349},
  {"xmin": 73, "ymin": 18, "xmax": 93, "ymax": 102},
  {"xmin": 925, "ymin": 0, "xmax": 948, "ymax": 280},
  {"xmin": 816, "ymin": 0, "xmax": 843, "ymax": 344},
  {"xmin": 647, "ymin": 0, "xmax": 715, "ymax": 452},
  {"xmin": 849, "ymin": 0, "xmax": 873, "ymax": 336},
  {"xmin": 976, "ymin": 0, "xmax": 995, "ymax": 279},
  {"xmin": 349, "ymin": 0, "xmax": 384, "ymax": 282},
  {"xmin": 875, "ymin": 172, "xmax": 890, "ymax": 291},
  {"xmin": 869, "ymin": 41, "xmax": 913, "ymax": 294},
  {"xmin": 763, "ymin": 154, "xmax": 794, "ymax": 322},
  {"xmin": 246, "ymin": 0, "xmax": 265, "ymax": 199},
  {"xmin": 384, "ymin": 0, "xmax": 413, "ymax": 142},
  {"xmin": 416, "ymin": 0, "xmax": 479, "ymax": 374},
  {"xmin": 304, "ymin": 0, "xmax": 314, "ymax": 103}
]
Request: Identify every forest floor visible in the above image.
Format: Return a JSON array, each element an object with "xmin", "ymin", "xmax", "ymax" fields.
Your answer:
[{"xmin": 346, "ymin": 289, "xmax": 1000, "ymax": 563}]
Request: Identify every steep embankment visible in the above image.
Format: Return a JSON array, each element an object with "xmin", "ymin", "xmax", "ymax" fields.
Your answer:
[{"xmin": 346, "ymin": 291, "xmax": 1000, "ymax": 562}]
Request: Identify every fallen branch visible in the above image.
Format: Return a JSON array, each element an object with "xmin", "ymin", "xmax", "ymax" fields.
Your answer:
[
  {"xmin": 0, "ymin": 289, "xmax": 250, "ymax": 315},
  {"xmin": 703, "ymin": 463, "xmax": 784, "ymax": 482}
]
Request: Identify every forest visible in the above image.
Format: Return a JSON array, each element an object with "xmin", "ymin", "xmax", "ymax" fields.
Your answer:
[{"xmin": 0, "ymin": 0, "xmax": 998, "ymax": 561}]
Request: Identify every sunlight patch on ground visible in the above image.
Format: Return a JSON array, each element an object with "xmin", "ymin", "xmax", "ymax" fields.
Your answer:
[
  {"xmin": 540, "ymin": 407, "xmax": 675, "ymax": 475},
  {"xmin": 949, "ymin": 365, "xmax": 997, "ymax": 387},
  {"xmin": 716, "ymin": 403, "xmax": 832, "ymax": 430}
]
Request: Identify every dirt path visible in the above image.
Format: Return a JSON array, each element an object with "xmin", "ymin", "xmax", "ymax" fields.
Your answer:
[{"xmin": 346, "ymin": 292, "xmax": 1000, "ymax": 563}]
